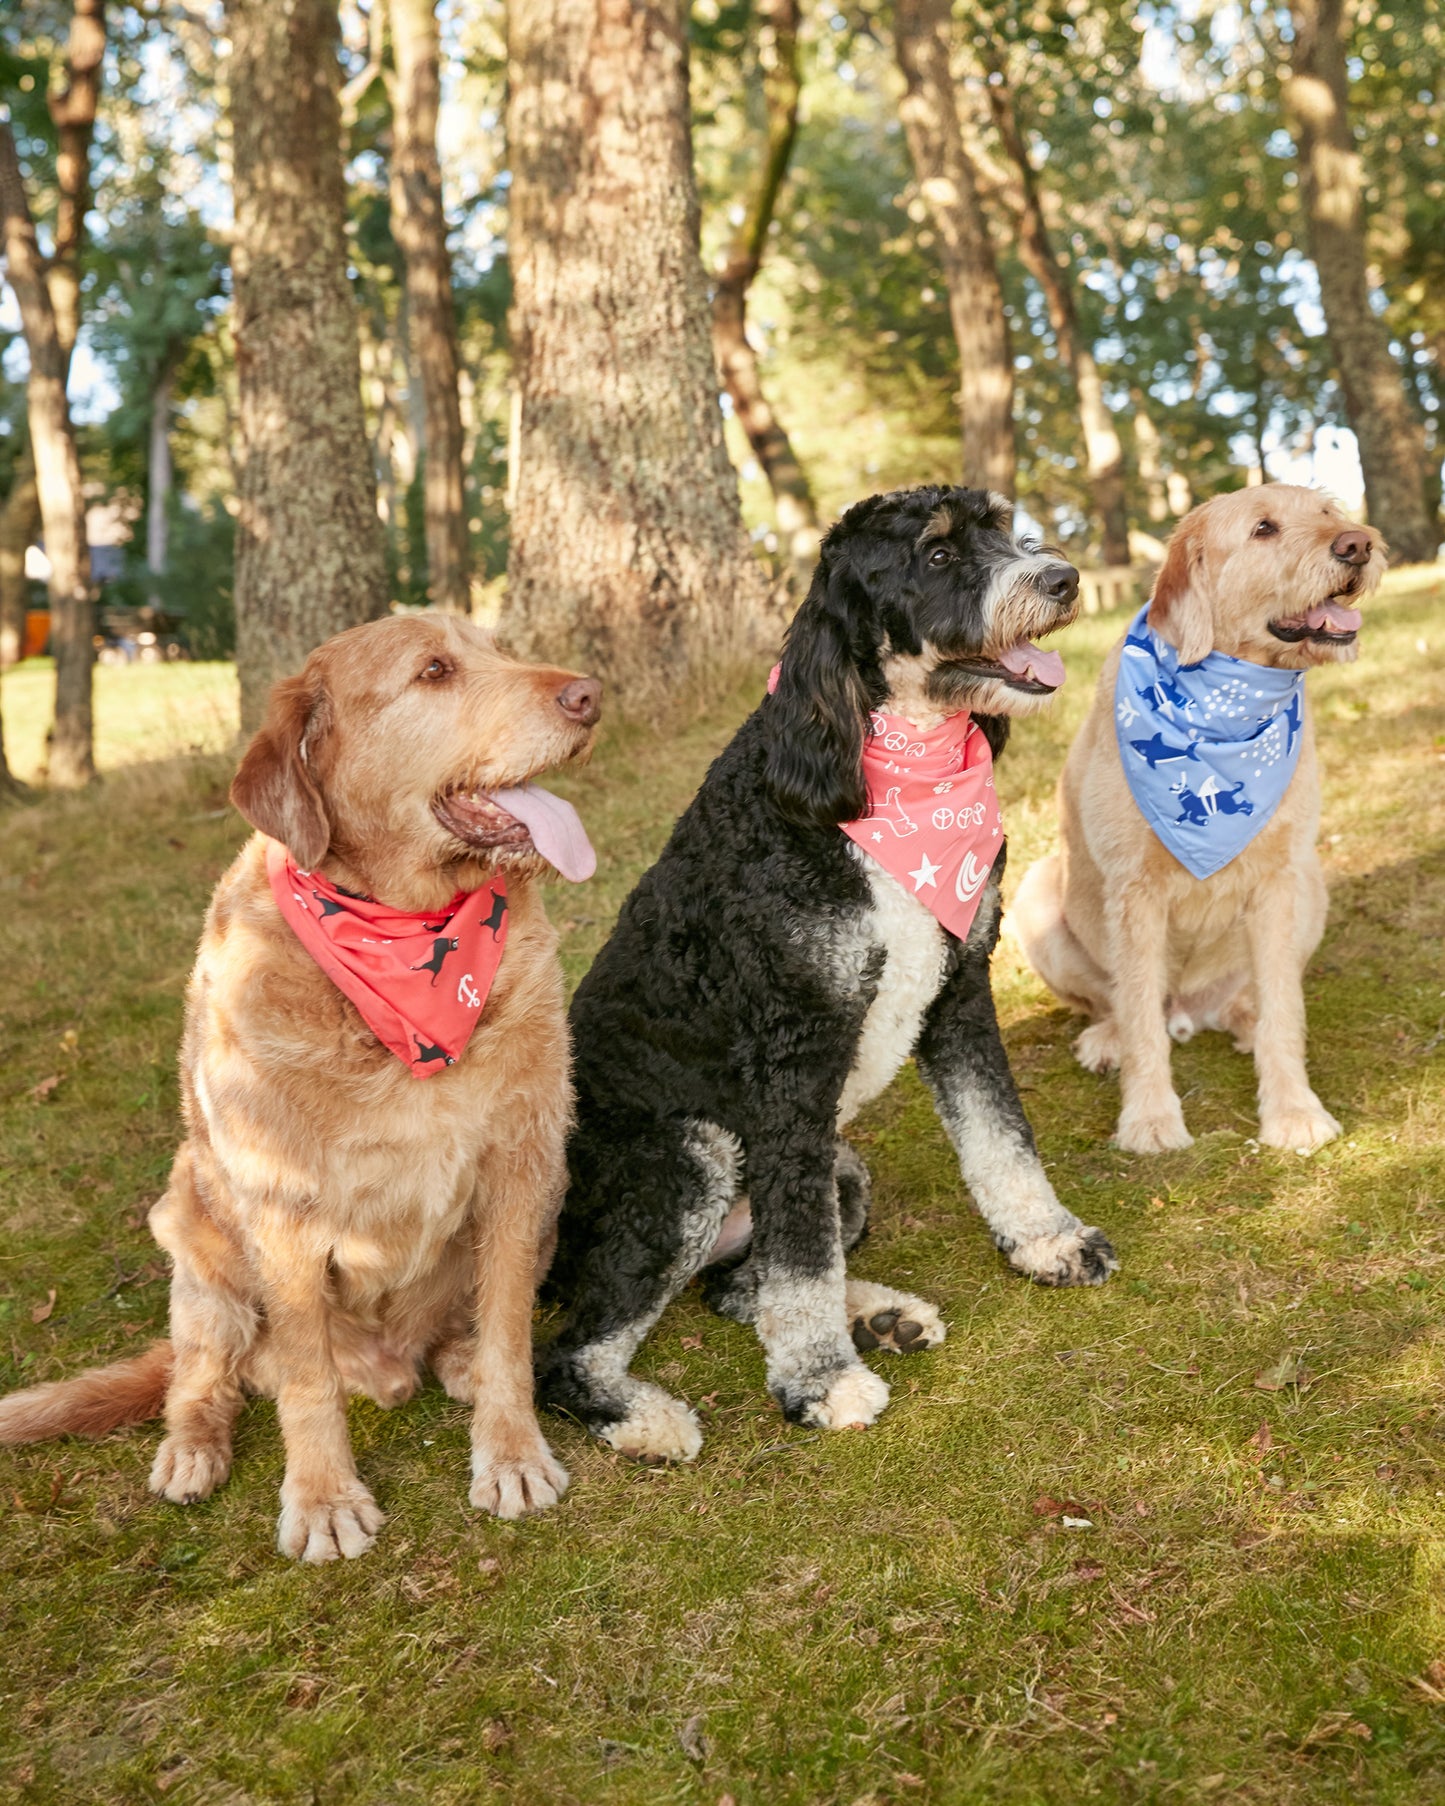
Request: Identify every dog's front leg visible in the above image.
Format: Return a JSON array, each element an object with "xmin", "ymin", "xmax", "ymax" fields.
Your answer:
[
  {"xmin": 1107, "ymin": 881, "xmax": 1192, "ymax": 1152},
  {"xmin": 916, "ymin": 958, "xmax": 1117, "ymax": 1286},
  {"xmin": 254, "ymin": 1222, "xmax": 384, "ymax": 1563},
  {"xmin": 464, "ymin": 1145, "xmax": 569, "ymax": 1519},
  {"xmin": 748, "ymin": 1114, "xmax": 890, "ymax": 1430},
  {"xmin": 1245, "ymin": 869, "xmax": 1340, "ymax": 1151}
]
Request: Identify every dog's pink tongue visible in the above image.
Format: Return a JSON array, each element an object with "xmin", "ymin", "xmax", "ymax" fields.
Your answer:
[
  {"xmin": 1305, "ymin": 601, "xmax": 1362, "ymax": 633},
  {"xmin": 488, "ymin": 784, "xmax": 596, "ymax": 882},
  {"xmin": 998, "ymin": 641, "xmax": 1066, "ymax": 688}
]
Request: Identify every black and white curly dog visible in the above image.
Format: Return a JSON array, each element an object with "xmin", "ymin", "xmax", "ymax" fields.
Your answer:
[{"xmin": 540, "ymin": 485, "xmax": 1119, "ymax": 1461}]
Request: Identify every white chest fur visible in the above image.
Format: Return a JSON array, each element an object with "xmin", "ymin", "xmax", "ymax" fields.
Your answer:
[{"xmin": 835, "ymin": 853, "xmax": 951, "ymax": 1126}]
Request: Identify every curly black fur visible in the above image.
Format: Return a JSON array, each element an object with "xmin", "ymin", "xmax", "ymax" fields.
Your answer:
[{"xmin": 541, "ymin": 485, "xmax": 1117, "ymax": 1453}]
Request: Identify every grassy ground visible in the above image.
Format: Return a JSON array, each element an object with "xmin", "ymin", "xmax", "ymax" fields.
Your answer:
[{"xmin": 2, "ymin": 574, "xmax": 1444, "ymax": 1806}]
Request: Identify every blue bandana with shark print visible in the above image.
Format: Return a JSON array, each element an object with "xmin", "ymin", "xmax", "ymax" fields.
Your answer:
[{"xmin": 1114, "ymin": 603, "xmax": 1305, "ymax": 880}]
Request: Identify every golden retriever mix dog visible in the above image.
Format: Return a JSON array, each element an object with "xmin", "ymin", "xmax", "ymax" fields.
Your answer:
[
  {"xmin": 0, "ymin": 615, "xmax": 601, "ymax": 1560},
  {"xmin": 1009, "ymin": 485, "xmax": 1383, "ymax": 1154}
]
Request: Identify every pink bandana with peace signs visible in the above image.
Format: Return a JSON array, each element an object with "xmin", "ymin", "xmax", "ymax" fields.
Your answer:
[
  {"xmin": 265, "ymin": 839, "xmax": 509, "ymax": 1078},
  {"xmin": 767, "ymin": 670, "xmax": 1003, "ymax": 939}
]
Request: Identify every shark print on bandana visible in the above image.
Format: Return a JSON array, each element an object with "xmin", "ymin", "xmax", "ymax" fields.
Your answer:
[
  {"xmin": 265, "ymin": 840, "xmax": 509, "ymax": 1078},
  {"xmin": 766, "ymin": 668, "xmax": 1003, "ymax": 939},
  {"xmin": 1115, "ymin": 602, "xmax": 1306, "ymax": 880}
]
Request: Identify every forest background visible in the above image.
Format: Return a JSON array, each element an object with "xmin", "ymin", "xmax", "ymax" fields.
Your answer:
[{"xmin": 0, "ymin": 0, "xmax": 1441, "ymax": 798}]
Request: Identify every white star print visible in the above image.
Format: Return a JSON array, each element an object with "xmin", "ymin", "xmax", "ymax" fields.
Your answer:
[
  {"xmin": 871, "ymin": 830, "xmax": 883, "ymax": 843},
  {"xmin": 909, "ymin": 854, "xmax": 941, "ymax": 891}
]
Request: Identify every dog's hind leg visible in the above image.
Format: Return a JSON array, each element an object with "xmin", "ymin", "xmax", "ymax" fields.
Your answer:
[
  {"xmin": 146, "ymin": 1151, "xmax": 256, "ymax": 1506},
  {"xmin": 539, "ymin": 1118, "xmax": 740, "ymax": 1463}
]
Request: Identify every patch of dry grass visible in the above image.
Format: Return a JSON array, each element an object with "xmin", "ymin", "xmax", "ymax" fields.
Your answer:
[{"xmin": 1, "ymin": 575, "xmax": 1444, "ymax": 1804}]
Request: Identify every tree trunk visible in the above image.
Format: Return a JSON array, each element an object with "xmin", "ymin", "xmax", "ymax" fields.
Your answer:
[
  {"xmin": 985, "ymin": 67, "xmax": 1129, "ymax": 563},
  {"xmin": 388, "ymin": 0, "xmax": 470, "ymax": 613},
  {"xmin": 503, "ymin": 0, "xmax": 768, "ymax": 694},
  {"xmin": 1132, "ymin": 395, "xmax": 1170, "ymax": 525},
  {"xmin": 0, "ymin": 123, "xmax": 95, "ymax": 787},
  {"xmin": 146, "ymin": 362, "xmax": 173, "ymax": 610},
  {"xmin": 47, "ymin": 0, "xmax": 106, "ymax": 369},
  {"xmin": 0, "ymin": 442, "xmax": 38, "ymax": 669},
  {"xmin": 1282, "ymin": 0, "xmax": 1438, "ymax": 562},
  {"xmin": 893, "ymin": 0, "xmax": 1014, "ymax": 498},
  {"xmin": 224, "ymin": 0, "xmax": 390, "ymax": 733},
  {"xmin": 711, "ymin": 0, "xmax": 820, "ymax": 573}
]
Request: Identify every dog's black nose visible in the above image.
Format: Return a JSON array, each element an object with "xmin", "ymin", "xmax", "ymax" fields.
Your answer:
[
  {"xmin": 1040, "ymin": 562, "xmax": 1080, "ymax": 605},
  {"xmin": 556, "ymin": 677, "xmax": 602, "ymax": 727},
  {"xmin": 1331, "ymin": 528, "xmax": 1371, "ymax": 566}
]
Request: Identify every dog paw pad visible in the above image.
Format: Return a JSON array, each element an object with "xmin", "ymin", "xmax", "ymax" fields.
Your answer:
[{"xmin": 845, "ymin": 1282, "xmax": 946, "ymax": 1355}]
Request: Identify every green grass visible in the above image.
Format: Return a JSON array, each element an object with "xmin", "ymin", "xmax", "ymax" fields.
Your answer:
[{"xmin": 2, "ymin": 573, "xmax": 1444, "ymax": 1805}]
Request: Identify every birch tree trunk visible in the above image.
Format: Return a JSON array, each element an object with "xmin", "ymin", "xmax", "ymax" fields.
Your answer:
[
  {"xmin": 711, "ymin": 0, "xmax": 820, "ymax": 573},
  {"xmin": 503, "ymin": 0, "xmax": 768, "ymax": 693},
  {"xmin": 0, "ymin": 123, "xmax": 95, "ymax": 787},
  {"xmin": 985, "ymin": 68, "xmax": 1129, "ymax": 563},
  {"xmin": 894, "ymin": 0, "xmax": 1014, "ymax": 498},
  {"xmin": 1132, "ymin": 395, "xmax": 1170, "ymax": 526},
  {"xmin": 225, "ymin": 0, "xmax": 389, "ymax": 733},
  {"xmin": 0, "ymin": 443, "xmax": 37, "ymax": 669},
  {"xmin": 388, "ymin": 0, "xmax": 470, "ymax": 613},
  {"xmin": 1282, "ymin": 0, "xmax": 1438, "ymax": 562}
]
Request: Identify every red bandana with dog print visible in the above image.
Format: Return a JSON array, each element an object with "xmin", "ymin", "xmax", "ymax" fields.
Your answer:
[
  {"xmin": 265, "ymin": 840, "xmax": 508, "ymax": 1078},
  {"xmin": 768, "ymin": 670, "xmax": 1002, "ymax": 939}
]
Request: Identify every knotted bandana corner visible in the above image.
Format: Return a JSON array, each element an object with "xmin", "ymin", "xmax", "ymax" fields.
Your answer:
[
  {"xmin": 1114, "ymin": 603, "xmax": 1305, "ymax": 880},
  {"xmin": 265, "ymin": 840, "xmax": 508, "ymax": 1077}
]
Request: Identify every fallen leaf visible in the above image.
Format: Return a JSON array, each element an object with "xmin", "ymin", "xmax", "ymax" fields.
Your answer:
[
  {"xmin": 59, "ymin": 1029, "xmax": 79, "ymax": 1055},
  {"xmin": 31, "ymin": 1289, "xmax": 56, "ymax": 1324},
  {"xmin": 680, "ymin": 1334, "xmax": 703, "ymax": 1351},
  {"xmin": 678, "ymin": 1713, "xmax": 707, "ymax": 1764},
  {"xmin": 480, "ymin": 1719, "xmax": 511, "ymax": 1752},
  {"xmin": 1062, "ymin": 1515, "xmax": 1094, "ymax": 1530},
  {"xmin": 1073, "ymin": 1561, "xmax": 1106, "ymax": 1581},
  {"xmin": 1254, "ymin": 1352, "xmax": 1314, "ymax": 1392},
  {"xmin": 1248, "ymin": 1420, "xmax": 1274, "ymax": 1455},
  {"xmin": 1148, "ymin": 1195, "xmax": 1166, "ymax": 1211},
  {"xmin": 29, "ymin": 1074, "xmax": 62, "ymax": 1103}
]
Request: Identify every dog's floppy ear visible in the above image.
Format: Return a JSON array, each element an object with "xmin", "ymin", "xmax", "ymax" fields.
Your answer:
[
  {"xmin": 1148, "ymin": 510, "xmax": 1214, "ymax": 665},
  {"xmin": 764, "ymin": 545, "xmax": 872, "ymax": 827},
  {"xmin": 230, "ymin": 670, "xmax": 332, "ymax": 868},
  {"xmin": 972, "ymin": 713, "xmax": 1011, "ymax": 761}
]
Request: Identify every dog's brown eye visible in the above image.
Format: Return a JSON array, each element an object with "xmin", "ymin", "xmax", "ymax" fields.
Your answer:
[
  {"xmin": 1252, "ymin": 519, "xmax": 1278, "ymax": 538},
  {"xmin": 927, "ymin": 546, "xmax": 952, "ymax": 567},
  {"xmin": 418, "ymin": 657, "xmax": 450, "ymax": 682}
]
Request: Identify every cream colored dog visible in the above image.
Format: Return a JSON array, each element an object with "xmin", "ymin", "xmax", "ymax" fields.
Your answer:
[
  {"xmin": 1010, "ymin": 485, "xmax": 1383, "ymax": 1154},
  {"xmin": 0, "ymin": 616, "xmax": 600, "ymax": 1559}
]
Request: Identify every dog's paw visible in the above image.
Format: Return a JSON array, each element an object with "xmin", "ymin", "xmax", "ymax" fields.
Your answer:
[
  {"xmin": 277, "ymin": 1481, "xmax": 384, "ymax": 1563},
  {"xmin": 1259, "ymin": 1101, "xmax": 1341, "ymax": 1153},
  {"xmin": 796, "ymin": 1363, "xmax": 891, "ymax": 1430},
  {"xmin": 1004, "ymin": 1224, "xmax": 1119, "ymax": 1288},
  {"xmin": 149, "ymin": 1434, "xmax": 231, "ymax": 1504},
  {"xmin": 1115, "ymin": 1100, "xmax": 1193, "ymax": 1153},
  {"xmin": 1167, "ymin": 1008, "xmax": 1196, "ymax": 1044},
  {"xmin": 1074, "ymin": 1021, "xmax": 1121, "ymax": 1073},
  {"xmin": 597, "ymin": 1385, "xmax": 703, "ymax": 1464},
  {"xmin": 470, "ymin": 1442, "xmax": 569, "ymax": 1518},
  {"xmin": 845, "ymin": 1280, "xmax": 945, "ymax": 1355}
]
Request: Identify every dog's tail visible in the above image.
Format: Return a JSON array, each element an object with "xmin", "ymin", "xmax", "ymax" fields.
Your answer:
[{"xmin": 0, "ymin": 1339, "xmax": 172, "ymax": 1444}]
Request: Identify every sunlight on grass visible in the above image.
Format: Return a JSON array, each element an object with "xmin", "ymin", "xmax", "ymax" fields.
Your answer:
[
  {"xmin": 1, "ymin": 577, "xmax": 1443, "ymax": 1803},
  {"xmin": 1, "ymin": 658, "xmax": 239, "ymax": 784}
]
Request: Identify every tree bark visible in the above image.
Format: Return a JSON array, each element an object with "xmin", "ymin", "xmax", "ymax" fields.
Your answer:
[
  {"xmin": 0, "ymin": 442, "xmax": 38, "ymax": 668},
  {"xmin": 146, "ymin": 362, "xmax": 173, "ymax": 610},
  {"xmin": 1132, "ymin": 394, "xmax": 1170, "ymax": 525},
  {"xmin": 503, "ymin": 0, "xmax": 768, "ymax": 694},
  {"xmin": 387, "ymin": 0, "xmax": 470, "ymax": 613},
  {"xmin": 47, "ymin": 0, "xmax": 106, "ymax": 368},
  {"xmin": 1282, "ymin": 0, "xmax": 1438, "ymax": 562},
  {"xmin": 985, "ymin": 68, "xmax": 1129, "ymax": 563},
  {"xmin": 224, "ymin": 0, "xmax": 390, "ymax": 733},
  {"xmin": 711, "ymin": 0, "xmax": 820, "ymax": 572},
  {"xmin": 0, "ymin": 124, "xmax": 95, "ymax": 787},
  {"xmin": 893, "ymin": 0, "xmax": 1014, "ymax": 498}
]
